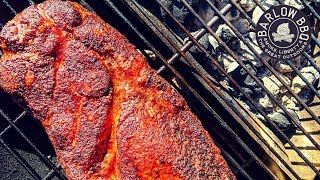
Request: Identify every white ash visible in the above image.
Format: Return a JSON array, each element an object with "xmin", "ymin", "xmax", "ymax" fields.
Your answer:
[
  {"xmin": 284, "ymin": 0, "xmax": 304, "ymax": 10},
  {"xmin": 301, "ymin": 66, "xmax": 319, "ymax": 77},
  {"xmin": 261, "ymin": 72, "xmax": 290, "ymax": 96},
  {"xmin": 268, "ymin": 112, "xmax": 291, "ymax": 129},
  {"xmin": 246, "ymin": 32, "xmax": 265, "ymax": 56},
  {"xmin": 257, "ymin": 93, "xmax": 274, "ymax": 110},
  {"xmin": 292, "ymin": 66, "xmax": 320, "ymax": 94},
  {"xmin": 268, "ymin": 109, "xmax": 299, "ymax": 130},
  {"xmin": 208, "ymin": 35, "xmax": 219, "ymax": 50},
  {"xmin": 238, "ymin": 40, "xmax": 264, "ymax": 67},
  {"xmin": 217, "ymin": 52, "xmax": 237, "ymax": 72},
  {"xmin": 144, "ymin": 50, "xmax": 157, "ymax": 60},
  {"xmin": 227, "ymin": 62, "xmax": 240, "ymax": 73},
  {"xmin": 274, "ymin": 61, "xmax": 293, "ymax": 73},
  {"xmin": 252, "ymin": 0, "xmax": 280, "ymax": 24},
  {"xmin": 256, "ymin": 113, "xmax": 266, "ymax": 122},
  {"xmin": 271, "ymin": 58, "xmax": 300, "ymax": 73},
  {"xmin": 240, "ymin": 0, "xmax": 260, "ymax": 12},
  {"xmin": 281, "ymin": 95, "xmax": 300, "ymax": 111}
]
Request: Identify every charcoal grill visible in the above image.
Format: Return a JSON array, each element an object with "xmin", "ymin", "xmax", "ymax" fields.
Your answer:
[{"xmin": 0, "ymin": 0, "xmax": 320, "ymax": 179}]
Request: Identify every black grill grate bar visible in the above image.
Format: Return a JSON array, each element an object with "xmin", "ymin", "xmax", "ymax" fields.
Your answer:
[
  {"xmin": 79, "ymin": 0, "xmax": 96, "ymax": 14},
  {"xmin": 301, "ymin": 0, "xmax": 320, "ymax": 21},
  {"xmin": 0, "ymin": 111, "xmax": 40, "ymax": 180},
  {"xmin": 304, "ymin": 51, "xmax": 320, "ymax": 72},
  {"xmin": 218, "ymin": 143, "xmax": 253, "ymax": 180},
  {"xmin": 0, "ymin": 109, "xmax": 67, "ymax": 180},
  {"xmin": 0, "ymin": 138, "xmax": 42, "ymax": 179},
  {"xmin": 104, "ymin": 1, "xmax": 279, "ymax": 179},
  {"xmin": 156, "ymin": 3, "xmax": 234, "ymax": 74},
  {"xmin": 28, "ymin": 0, "xmax": 34, "ymax": 5},
  {"xmin": 0, "ymin": 111, "xmax": 26, "ymax": 137},
  {"xmin": 129, "ymin": 0, "xmax": 298, "ymax": 178},
  {"xmin": 43, "ymin": 164, "xmax": 62, "ymax": 180},
  {"xmin": 254, "ymin": 0, "xmax": 268, "ymax": 11},
  {"xmin": 2, "ymin": 0, "xmax": 16, "ymax": 14},
  {"xmin": 43, "ymin": 169, "xmax": 56, "ymax": 180},
  {"xmin": 311, "ymin": 34, "xmax": 320, "ymax": 49},
  {"xmin": 254, "ymin": 0, "xmax": 267, "ymax": 11},
  {"xmin": 183, "ymin": 0, "xmax": 320, "ymax": 154},
  {"xmin": 150, "ymin": 1, "xmax": 302, "ymax": 178}
]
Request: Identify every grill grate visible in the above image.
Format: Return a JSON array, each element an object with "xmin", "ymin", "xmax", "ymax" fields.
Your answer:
[{"xmin": 0, "ymin": 0, "xmax": 320, "ymax": 179}]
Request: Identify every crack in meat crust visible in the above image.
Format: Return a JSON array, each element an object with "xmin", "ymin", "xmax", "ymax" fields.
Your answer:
[{"xmin": 0, "ymin": 0, "xmax": 235, "ymax": 179}]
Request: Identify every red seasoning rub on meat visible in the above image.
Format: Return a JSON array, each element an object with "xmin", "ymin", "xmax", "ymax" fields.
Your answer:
[{"xmin": 0, "ymin": 0, "xmax": 235, "ymax": 179}]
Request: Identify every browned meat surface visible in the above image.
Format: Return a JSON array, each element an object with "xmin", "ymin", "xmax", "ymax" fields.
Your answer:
[{"xmin": 0, "ymin": 0, "xmax": 235, "ymax": 179}]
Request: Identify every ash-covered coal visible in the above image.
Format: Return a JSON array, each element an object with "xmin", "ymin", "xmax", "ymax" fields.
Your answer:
[
  {"xmin": 226, "ymin": 61, "xmax": 262, "ymax": 97},
  {"xmin": 268, "ymin": 109, "xmax": 299, "ymax": 131},
  {"xmin": 187, "ymin": 31, "xmax": 212, "ymax": 54}
]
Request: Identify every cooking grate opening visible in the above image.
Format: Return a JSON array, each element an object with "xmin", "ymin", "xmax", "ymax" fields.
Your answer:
[{"xmin": 0, "ymin": 0, "xmax": 320, "ymax": 179}]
